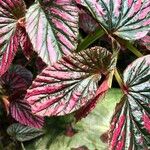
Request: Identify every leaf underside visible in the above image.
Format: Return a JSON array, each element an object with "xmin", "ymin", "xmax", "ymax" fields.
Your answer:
[
  {"xmin": 26, "ymin": 46, "xmax": 115, "ymax": 116},
  {"xmin": 7, "ymin": 123, "xmax": 44, "ymax": 142},
  {"xmin": 76, "ymin": 0, "xmax": 150, "ymax": 40},
  {"xmin": 109, "ymin": 55, "xmax": 150, "ymax": 150},
  {"xmin": 0, "ymin": 0, "xmax": 26, "ymax": 76},
  {"xmin": 26, "ymin": 0, "xmax": 78, "ymax": 65}
]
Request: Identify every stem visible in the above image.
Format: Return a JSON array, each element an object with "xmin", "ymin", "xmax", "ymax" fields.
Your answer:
[
  {"xmin": 77, "ymin": 28, "xmax": 105, "ymax": 52},
  {"xmin": 124, "ymin": 41, "xmax": 143, "ymax": 57},
  {"xmin": 21, "ymin": 142, "xmax": 26, "ymax": 150},
  {"xmin": 114, "ymin": 69, "xmax": 124, "ymax": 91}
]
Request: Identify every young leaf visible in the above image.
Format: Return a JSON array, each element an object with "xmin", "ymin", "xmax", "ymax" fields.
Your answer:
[
  {"xmin": 0, "ymin": 0, "xmax": 26, "ymax": 76},
  {"xmin": 109, "ymin": 55, "xmax": 150, "ymax": 150},
  {"xmin": 10, "ymin": 93, "xmax": 44, "ymax": 129},
  {"xmin": 26, "ymin": 0, "xmax": 78, "ymax": 65},
  {"xmin": 7, "ymin": 123, "xmax": 44, "ymax": 142},
  {"xmin": 76, "ymin": 0, "xmax": 150, "ymax": 40},
  {"xmin": 26, "ymin": 46, "xmax": 116, "ymax": 116}
]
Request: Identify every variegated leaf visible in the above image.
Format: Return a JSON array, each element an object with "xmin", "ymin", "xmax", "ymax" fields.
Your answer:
[
  {"xmin": 0, "ymin": 65, "xmax": 33, "ymax": 95},
  {"xmin": 26, "ymin": 0, "xmax": 78, "ymax": 65},
  {"xmin": 109, "ymin": 55, "xmax": 150, "ymax": 150},
  {"xmin": 76, "ymin": 0, "xmax": 150, "ymax": 40},
  {"xmin": 7, "ymin": 123, "xmax": 44, "ymax": 142},
  {"xmin": 0, "ymin": 0, "xmax": 26, "ymax": 76},
  {"xmin": 26, "ymin": 47, "xmax": 116, "ymax": 116},
  {"xmin": 10, "ymin": 93, "xmax": 44, "ymax": 128},
  {"xmin": 75, "ymin": 78, "xmax": 109, "ymax": 121}
]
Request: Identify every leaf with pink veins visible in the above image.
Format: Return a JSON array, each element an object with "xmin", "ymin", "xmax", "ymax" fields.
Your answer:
[
  {"xmin": 26, "ymin": 0, "xmax": 79, "ymax": 65},
  {"xmin": 25, "ymin": 46, "xmax": 116, "ymax": 117},
  {"xmin": 0, "ymin": 0, "xmax": 26, "ymax": 76}
]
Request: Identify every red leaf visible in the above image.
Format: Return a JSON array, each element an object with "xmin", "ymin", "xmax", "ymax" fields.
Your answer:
[
  {"xmin": 10, "ymin": 93, "xmax": 44, "ymax": 128},
  {"xmin": 0, "ymin": 0, "xmax": 26, "ymax": 76},
  {"xmin": 25, "ymin": 47, "xmax": 116, "ymax": 116},
  {"xmin": 19, "ymin": 28, "xmax": 34, "ymax": 60}
]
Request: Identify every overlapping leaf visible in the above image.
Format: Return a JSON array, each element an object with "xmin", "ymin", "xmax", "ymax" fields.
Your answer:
[
  {"xmin": 25, "ymin": 89, "xmax": 122, "ymax": 150},
  {"xmin": 0, "ymin": 65, "xmax": 32, "ymax": 95},
  {"xmin": 26, "ymin": 47, "xmax": 116, "ymax": 116},
  {"xmin": 10, "ymin": 93, "xmax": 44, "ymax": 128},
  {"xmin": 26, "ymin": 0, "xmax": 78, "ymax": 65},
  {"xmin": 0, "ymin": 65, "xmax": 44, "ymax": 128},
  {"xmin": 79, "ymin": 9, "xmax": 99, "ymax": 33},
  {"xmin": 19, "ymin": 28, "xmax": 34, "ymax": 59},
  {"xmin": 139, "ymin": 32, "xmax": 150, "ymax": 50},
  {"xmin": 7, "ymin": 123, "xmax": 44, "ymax": 142},
  {"xmin": 0, "ymin": 0, "xmax": 26, "ymax": 76},
  {"xmin": 76, "ymin": 0, "xmax": 150, "ymax": 40},
  {"xmin": 109, "ymin": 55, "xmax": 150, "ymax": 150}
]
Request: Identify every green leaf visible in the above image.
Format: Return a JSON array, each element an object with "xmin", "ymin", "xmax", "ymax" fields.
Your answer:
[
  {"xmin": 7, "ymin": 123, "xmax": 44, "ymax": 142},
  {"xmin": 25, "ymin": 89, "xmax": 122, "ymax": 150}
]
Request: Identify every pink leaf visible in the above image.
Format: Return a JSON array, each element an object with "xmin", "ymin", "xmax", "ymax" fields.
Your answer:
[
  {"xmin": 109, "ymin": 55, "xmax": 150, "ymax": 149},
  {"xmin": 25, "ymin": 47, "xmax": 116, "ymax": 116},
  {"xmin": 0, "ymin": 0, "xmax": 26, "ymax": 76},
  {"xmin": 26, "ymin": 0, "xmax": 78, "ymax": 65}
]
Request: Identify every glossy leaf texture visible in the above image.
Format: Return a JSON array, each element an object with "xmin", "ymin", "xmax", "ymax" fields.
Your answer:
[
  {"xmin": 0, "ymin": 0, "xmax": 26, "ymax": 76},
  {"xmin": 76, "ymin": 0, "xmax": 150, "ymax": 40},
  {"xmin": 26, "ymin": 0, "xmax": 78, "ymax": 65},
  {"xmin": 7, "ymin": 123, "xmax": 44, "ymax": 142},
  {"xmin": 26, "ymin": 46, "xmax": 116, "ymax": 116},
  {"xmin": 109, "ymin": 55, "xmax": 150, "ymax": 150}
]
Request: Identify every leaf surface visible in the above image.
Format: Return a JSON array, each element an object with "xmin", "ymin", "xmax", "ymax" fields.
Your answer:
[
  {"xmin": 109, "ymin": 55, "xmax": 150, "ymax": 150},
  {"xmin": 0, "ymin": 0, "xmax": 26, "ymax": 76},
  {"xmin": 76, "ymin": 0, "xmax": 150, "ymax": 40},
  {"xmin": 19, "ymin": 28, "xmax": 34, "ymax": 59},
  {"xmin": 7, "ymin": 123, "xmax": 44, "ymax": 142},
  {"xmin": 10, "ymin": 93, "xmax": 44, "ymax": 128},
  {"xmin": 139, "ymin": 32, "xmax": 150, "ymax": 50},
  {"xmin": 0, "ymin": 65, "xmax": 33, "ymax": 95},
  {"xmin": 26, "ymin": 0, "xmax": 78, "ymax": 65},
  {"xmin": 25, "ymin": 89, "xmax": 122, "ymax": 150},
  {"xmin": 26, "ymin": 47, "xmax": 115, "ymax": 116}
]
